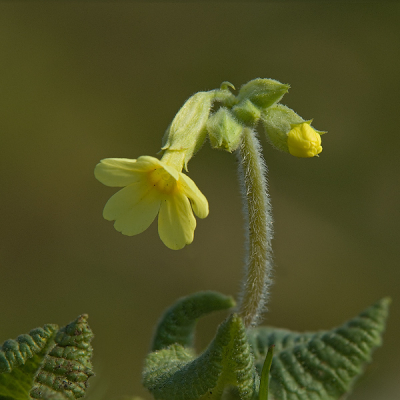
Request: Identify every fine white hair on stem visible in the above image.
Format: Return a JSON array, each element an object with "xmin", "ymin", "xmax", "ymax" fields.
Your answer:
[{"xmin": 236, "ymin": 127, "xmax": 274, "ymax": 328}]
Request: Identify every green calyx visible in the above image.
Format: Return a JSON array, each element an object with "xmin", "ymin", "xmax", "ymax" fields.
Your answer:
[
  {"xmin": 236, "ymin": 79, "xmax": 290, "ymax": 110},
  {"xmin": 162, "ymin": 91, "xmax": 214, "ymax": 169},
  {"xmin": 207, "ymin": 107, "xmax": 243, "ymax": 152},
  {"xmin": 232, "ymin": 99, "xmax": 262, "ymax": 126}
]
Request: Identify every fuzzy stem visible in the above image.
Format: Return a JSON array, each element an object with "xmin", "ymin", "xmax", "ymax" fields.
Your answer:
[{"xmin": 237, "ymin": 127, "xmax": 274, "ymax": 327}]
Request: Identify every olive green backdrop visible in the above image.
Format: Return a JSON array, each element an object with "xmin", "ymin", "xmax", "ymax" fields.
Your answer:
[{"xmin": 1, "ymin": 2, "xmax": 399, "ymax": 400}]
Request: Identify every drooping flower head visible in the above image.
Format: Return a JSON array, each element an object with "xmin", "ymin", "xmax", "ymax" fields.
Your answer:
[
  {"xmin": 95, "ymin": 79, "xmax": 326, "ymax": 251},
  {"xmin": 95, "ymin": 89, "xmax": 219, "ymax": 250},
  {"xmin": 95, "ymin": 155, "xmax": 208, "ymax": 250}
]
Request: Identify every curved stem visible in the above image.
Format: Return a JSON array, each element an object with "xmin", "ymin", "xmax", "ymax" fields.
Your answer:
[{"xmin": 237, "ymin": 127, "xmax": 274, "ymax": 327}]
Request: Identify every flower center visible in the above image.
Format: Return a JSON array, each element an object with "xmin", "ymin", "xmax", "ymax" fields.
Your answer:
[{"xmin": 148, "ymin": 168, "xmax": 177, "ymax": 194}]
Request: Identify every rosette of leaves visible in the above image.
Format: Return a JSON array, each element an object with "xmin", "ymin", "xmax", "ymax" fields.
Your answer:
[
  {"xmin": 142, "ymin": 292, "xmax": 390, "ymax": 400},
  {"xmin": 0, "ymin": 315, "xmax": 94, "ymax": 400}
]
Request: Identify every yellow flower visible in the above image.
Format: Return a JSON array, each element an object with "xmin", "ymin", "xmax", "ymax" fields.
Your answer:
[
  {"xmin": 94, "ymin": 156, "xmax": 209, "ymax": 250},
  {"xmin": 287, "ymin": 122, "xmax": 323, "ymax": 158}
]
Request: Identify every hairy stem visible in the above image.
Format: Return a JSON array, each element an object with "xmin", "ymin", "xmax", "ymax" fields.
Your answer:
[{"xmin": 237, "ymin": 127, "xmax": 274, "ymax": 327}]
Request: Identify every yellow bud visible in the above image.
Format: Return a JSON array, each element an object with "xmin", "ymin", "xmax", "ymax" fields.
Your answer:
[{"xmin": 287, "ymin": 122, "xmax": 322, "ymax": 158}]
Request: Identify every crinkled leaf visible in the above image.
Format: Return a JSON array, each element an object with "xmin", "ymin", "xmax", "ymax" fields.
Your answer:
[
  {"xmin": 0, "ymin": 325, "xmax": 58, "ymax": 400},
  {"xmin": 247, "ymin": 298, "xmax": 390, "ymax": 400},
  {"xmin": 143, "ymin": 313, "xmax": 258, "ymax": 400},
  {"xmin": 152, "ymin": 291, "xmax": 236, "ymax": 351},
  {"xmin": 30, "ymin": 314, "xmax": 94, "ymax": 400}
]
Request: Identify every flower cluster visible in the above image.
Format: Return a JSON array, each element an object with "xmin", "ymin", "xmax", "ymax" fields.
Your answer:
[{"xmin": 95, "ymin": 79, "xmax": 325, "ymax": 249}]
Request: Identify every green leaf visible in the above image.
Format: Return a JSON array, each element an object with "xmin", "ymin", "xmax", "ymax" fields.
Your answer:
[
  {"xmin": 151, "ymin": 291, "xmax": 236, "ymax": 351},
  {"xmin": 247, "ymin": 298, "xmax": 391, "ymax": 400},
  {"xmin": 30, "ymin": 314, "xmax": 94, "ymax": 400},
  {"xmin": 0, "ymin": 325, "xmax": 58, "ymax": 400},
  {"xmin": 143, "ymin": 313, "xmax": 258, "ymax": 400}
]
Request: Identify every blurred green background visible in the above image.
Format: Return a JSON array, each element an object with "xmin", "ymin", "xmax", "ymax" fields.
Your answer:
[{"xmin": 1, "ymin": 2, "xmax": 399, "ymax": 399}]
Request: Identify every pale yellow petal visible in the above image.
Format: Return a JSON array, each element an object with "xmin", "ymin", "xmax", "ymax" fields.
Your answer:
[
  {"xmin": 135, "ymin": 156, "xmax": 178, "ymax": 180},
  {"xmin": 113, "ymin": 195, "xmax": 161, "ymax": 236},
  {"xmin": 95, "ymin": 158, "xmax": 142, "ymax": 187},
  {"xmin": 134, "ymin": 156, "xmax": 164, "ymax": 172},
  {"xmin": 179, "ymin": 173, "xmax": 209, "ymax": 218},
  {"xmin": 103, "ymin": 180, "xmax": 156, "ymax": 220},
  {"xmin": 158, "ymin": 194, "xmax": 196, "ymax": 250},
  {"xmin": 159, "ymin": 162, "xmax": 180, "ymax": 181}
]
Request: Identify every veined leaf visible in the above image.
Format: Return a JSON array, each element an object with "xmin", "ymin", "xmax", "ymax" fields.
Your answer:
[
  {"xmin": 143, "ymin": 313, "xmax": 258, "ymax": 400},
  {"xmin": 152, "ymin": 291, "xmax": 235, "ymax": 351},
  {"xmin": 247, "ymin": 298, "xmax": 391, "ymax": 400},
  {"xmin": 30, "ymin": 314, "xmax": 94, "ymax": 400},
  {"xmin": 0, "ymin": 325, "xmax": 58, "ymax": 400}
]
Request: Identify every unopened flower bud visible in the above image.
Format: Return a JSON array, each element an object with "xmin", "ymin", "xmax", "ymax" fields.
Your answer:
[
  {"xmin": 207, "ymin": 107, "xmax": 243, "ymax": 152},
  {"xmin": 236, "ymin": 78, "xmax": 290, "ymax": 110},
  {"xmin": 287, "ymin": 122, "xmax": 322, "ymax": 158},
  {"xmin": 261, "ymin": 104, "xmax": 324, "ymax": 157}
]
